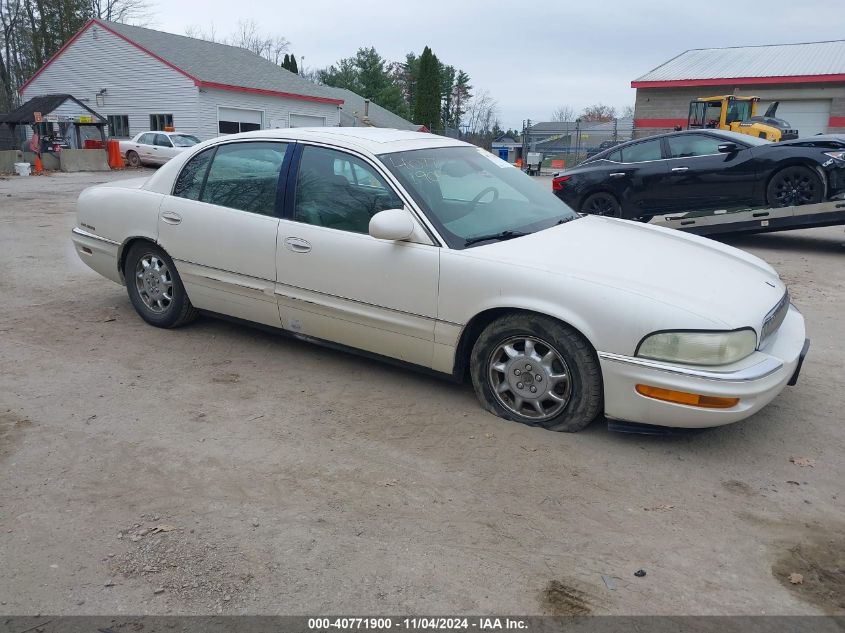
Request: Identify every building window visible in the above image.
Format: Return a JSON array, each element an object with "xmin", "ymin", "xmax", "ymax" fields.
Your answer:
[
  {"xmin": 218, "ymin": 120, "xmax": 261, "ymax": 134},
  {"xmin": 107, "ymin": 115, "xmax": 130, "ymax": 138},
  {"xmin": 150, "ymin": 114, "xmax": 174, "ymax": 131}
]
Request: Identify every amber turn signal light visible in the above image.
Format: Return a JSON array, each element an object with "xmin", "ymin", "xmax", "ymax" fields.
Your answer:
[{"xmin": 635, "ymin": 385, "xmax": 740, "ymax": 409}]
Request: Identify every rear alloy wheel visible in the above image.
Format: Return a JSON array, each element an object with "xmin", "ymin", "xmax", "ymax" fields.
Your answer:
[
  {"xmin": 470, "ymin": 313, "xmax": 603, "ymax": 432},
  {"xmin": 126, "ymin": 150, "xmax": 141, "ymax": 168},
  {"xmin": 581, "ymin": 192, "xmax": 622, "ymax": 217},
  {"xmin": 125, "ymin": 242, "xmax": 198, "ymax": 328},
  {"xmin": 766, "ymin": 166, "xmax": 823, "ymax": 207}
]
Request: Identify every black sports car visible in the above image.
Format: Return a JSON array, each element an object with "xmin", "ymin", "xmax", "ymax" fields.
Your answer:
[{"xmin": 552, "ymin": 130, "xmax": 845, "ymax": 220}]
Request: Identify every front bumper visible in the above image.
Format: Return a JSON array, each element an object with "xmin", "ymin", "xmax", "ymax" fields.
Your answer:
[{"xmin": 598, "ymin": 305, "xmax": 807, "ymax": 428}]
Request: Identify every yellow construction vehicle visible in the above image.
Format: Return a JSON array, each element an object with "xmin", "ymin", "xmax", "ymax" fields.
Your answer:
[{"xmin": 687, "ymin": 95, "xmax": 799, "ymax": 141}]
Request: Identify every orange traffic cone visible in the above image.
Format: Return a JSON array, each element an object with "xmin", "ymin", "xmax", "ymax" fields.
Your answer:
[{"xmin": 35, "ymin": 156, "xmax": 43, "ymax": 173}]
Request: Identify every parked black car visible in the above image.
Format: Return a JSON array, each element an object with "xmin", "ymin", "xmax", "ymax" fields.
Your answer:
[{"xmin": 552, "ymin": 130, "xmax": 845, "ymax": 220}]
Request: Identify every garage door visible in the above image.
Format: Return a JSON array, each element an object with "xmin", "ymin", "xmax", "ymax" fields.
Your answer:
[
  {"xmin": 757, "ymin": 99, "xmax": 830, "ymax": 136},
  {"xmin": 289, "ymin": 114, "xmax": 326, "ymax": 128},
  {"xmin": 218, "ymin": 107, "xmax": 263, "ymax": 134}
]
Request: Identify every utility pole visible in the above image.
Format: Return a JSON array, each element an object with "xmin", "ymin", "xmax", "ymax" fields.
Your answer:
[{"xmin": 525, "ymin": 118, "xmax": 532, "ymax": 156}]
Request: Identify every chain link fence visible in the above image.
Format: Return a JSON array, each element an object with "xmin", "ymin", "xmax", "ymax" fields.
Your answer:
[{"xmin": 519, "ymin": 118, "xmax": 635, "ymax": 172}]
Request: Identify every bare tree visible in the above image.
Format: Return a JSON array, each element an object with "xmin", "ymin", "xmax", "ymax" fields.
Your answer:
[
  {"xmin": 580, "ymin": 103, "xmax": 617, "ymax": 122},
  {"xmin": 90, "ymin": 0, "xmax": 152, "ymax": 25},
  {"xmin": 184, "ymin": 23, "xmax": 218, "ymax": 42},
  {"xmin": 0, "ymin": 0, "xmax": 24, "ymax": 110},
  {"xmin": 185, "ymin": 20, "xmax": 289, "ymax": 66},
  {"xmin": 551, "ymin": 104, "xmax": 574, "ymax": 122},
  {"xmin": 464, "ymin": 89, "xmax": 498, "ymax": 135},
  {"xmin": 620, "ymin": 104, "xmax": 634, "ymax": 118}
]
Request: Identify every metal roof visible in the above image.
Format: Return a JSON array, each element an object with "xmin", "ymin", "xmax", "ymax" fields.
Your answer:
[
  {"xmin": 634, "ymin": 40, "xmax": 845, "ymax": 85},
  {"xmin": 528, "ymin": 118, "xmax": 633, "ymax": 134},
  {"xmin": 0, "ymin": 94, "xmax": 106, "ymax": 125}
]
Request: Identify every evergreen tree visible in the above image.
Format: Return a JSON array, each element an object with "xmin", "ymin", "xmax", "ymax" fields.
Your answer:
[
  {"xmin": 289, "ymin": 53, "xmax": 298, "ymax": 74},
  {"xmin": 319, "ymin": 47, "xmax": 410, "ymax": 119},
  {"xmin": 439, "ymin": 64, "xmax": 455, "ymax": 130},
  {"xmin": 282, "ymin": 53, "xmax": 290, "ymax": 70},
  {"xmin": 400, "ymin": 53, "xmax": 420, "ymax": 115},
  {"xmin": 413, "ymin": 46, "xmax": 441, "ymax": 130},
  {"xmin": 451, "ymin": 70, "xmax": 472, "ymax": 130}
]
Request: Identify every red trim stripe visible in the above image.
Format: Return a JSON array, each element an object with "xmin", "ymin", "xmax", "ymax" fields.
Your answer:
[
  {"xmin": 632, "ymin": 74, "xmax": 845, "ymax": 89},
  {"xmin": 634, "ymin": 118, "xmax": 687, "ymax": 128},
  {"xmin": 21, "ymin": 19, "xmax": 344, "ymax": 106},
  {"xmin": 198, "ymin": 81, "xmax": 342, "ymax": 105},
  {"xmin": 829, "ymin": 116, "xmax": 845, "ymax": 127}
]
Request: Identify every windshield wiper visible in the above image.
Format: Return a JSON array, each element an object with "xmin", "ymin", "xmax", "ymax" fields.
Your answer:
[
  {"xmin": 464, "ymin": 230, "xmax": 529, "ymax": 247},
  {"xmin": 556, "ymin": 216, "xmax": 579, "ymax": 225}
]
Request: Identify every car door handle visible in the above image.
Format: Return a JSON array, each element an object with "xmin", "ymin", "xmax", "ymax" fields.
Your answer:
[
  {"xmin": 671, "ymin": 167, "xmax": 689, "ymax": 173},
  {"xmin": 284, "ymin": 237, "xmax": 311, "ymax": 253},
  {"xmin": 609, "ymin": 172, "xmax": 626, "ymax": 178},
  {"xmin": 160, "ymin": 211, "xmax": 182, "ymax": 225}
]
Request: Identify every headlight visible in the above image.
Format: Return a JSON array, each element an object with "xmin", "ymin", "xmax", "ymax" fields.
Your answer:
[
  {"xmin": 636, "ymin": 329, "xmax": 757, "ymax": 366},
  {"xmin": 824, "ymin": 151, "xmax": 845, "ymax": 162}
]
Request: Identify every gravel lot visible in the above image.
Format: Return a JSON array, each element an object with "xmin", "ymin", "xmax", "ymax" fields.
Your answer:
[{"xmin": 0, "ymin": 170, "xmax": 843, "ymax": 616}]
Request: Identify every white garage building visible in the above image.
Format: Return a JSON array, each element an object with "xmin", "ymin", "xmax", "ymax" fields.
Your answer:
[
  {"xmin": 19, "ymin": 19, "xmax": 345, "ymax": 140},
  {"xmin": 632, "ymin": 40, "xmax": 845, "ymax": 137}
]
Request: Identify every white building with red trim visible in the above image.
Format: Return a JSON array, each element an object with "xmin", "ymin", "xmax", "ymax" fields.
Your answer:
[
  {"xmin": 632, "ymin": 40, "xmax": 845, "ymax": 137},
  {"xmin": 20, "ymin": 19, "xmax": 346, "ymax": 140}
]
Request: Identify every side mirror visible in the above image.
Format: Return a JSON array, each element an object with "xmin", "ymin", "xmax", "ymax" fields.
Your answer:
[
  {"xmin": 717, "ymin": 142, "xmax": 739, "ymax": 153},
  {"xmin": 369, "ymin": 208, "xmax": 415, "ymax": 241}
]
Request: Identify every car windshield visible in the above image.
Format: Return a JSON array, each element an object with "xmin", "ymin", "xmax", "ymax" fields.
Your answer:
[
  {"xmin": 171, "ymin": 134, "xmax": 200, "ymax": 147},
  {"xmin": 379, "ymin": 146, "xmax": 578, "ymax": 248}
]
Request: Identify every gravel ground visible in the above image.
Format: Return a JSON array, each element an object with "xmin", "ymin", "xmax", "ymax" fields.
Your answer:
[{"xmin": 0, "ymin": 170, "xmax": 843, "ymax": 616}]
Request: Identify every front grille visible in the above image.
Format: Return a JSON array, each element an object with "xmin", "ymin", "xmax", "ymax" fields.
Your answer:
[{"xmin": 760, "ymin": 291, "xmax": 789, "ymax": 348}]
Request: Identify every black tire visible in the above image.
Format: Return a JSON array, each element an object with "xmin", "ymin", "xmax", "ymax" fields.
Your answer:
[
  {"xmin": 124, "ymin": 242, "xmax": 198, "ymax": 328},
  {"xmin": 470, "ymin": 313, "xmax": 603, "ymax": 432},
  {"xmin": 126, "ymin": 150, "xmax": 141, "ymax": 168},
  {"xmin": 580, "ymin": 191, "xmax": 622, "ymax": 218},
  {"xmin": 766, "ymin": 166, "xmax": 823, "ymax": 207}
]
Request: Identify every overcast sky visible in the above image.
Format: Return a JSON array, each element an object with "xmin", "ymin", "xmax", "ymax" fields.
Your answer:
[{"xmin": 150, "ymin": 0, "xmax": 845, "ymax": 129}]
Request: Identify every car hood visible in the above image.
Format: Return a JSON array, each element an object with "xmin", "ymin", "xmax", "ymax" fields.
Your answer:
[{"xmin": 467, "ymin": 216, "xmax": 786, "ymax": 330}]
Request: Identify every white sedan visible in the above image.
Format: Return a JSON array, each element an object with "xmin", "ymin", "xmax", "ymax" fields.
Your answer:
[
  {"xmin": 72, "ymin": 128, "xmax": 809, "ymax": 432},
  {"xmin": 119, "ymin": 131, "xmax": 201, "ymax": 167}
]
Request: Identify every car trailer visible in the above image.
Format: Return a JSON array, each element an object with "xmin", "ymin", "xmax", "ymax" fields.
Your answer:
[{"xmin": 650, "ymin": 199, "xmax": 845, "ymax": 237}]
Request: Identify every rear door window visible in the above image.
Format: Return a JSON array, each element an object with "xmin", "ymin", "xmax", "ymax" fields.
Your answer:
[
  {"xmin": 173, "ymin": 148, "xmax": 215, "ymax": 201},
  {"xmin": 199, "ymin": 142, "xmax": 288, "ymax": 215},
  {"xmin": 620, "ymin": 139, "xmax": 663, "ymax": 163}
]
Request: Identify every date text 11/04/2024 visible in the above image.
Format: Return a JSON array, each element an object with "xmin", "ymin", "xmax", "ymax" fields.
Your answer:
[{"xmin": 307, "ymin": 617, "xmax": 529, "ymax": 630}]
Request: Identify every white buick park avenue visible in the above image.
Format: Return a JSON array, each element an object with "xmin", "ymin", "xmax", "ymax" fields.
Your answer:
[{"xmin": 72, "ymin": 128, "xmax": 809, "ymax": 433}]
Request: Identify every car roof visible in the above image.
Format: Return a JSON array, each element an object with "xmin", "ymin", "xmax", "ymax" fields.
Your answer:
[
  {"xmin": 215, "ymin": 127, "xmax": 467, "ymax": 154},
  {"xmin": 584, "ymin": 129, "xmax": 759, "ymax": 163},
  {"xmin": 137, "ymin": 130, "xmax": 197, "ymax": 136}
]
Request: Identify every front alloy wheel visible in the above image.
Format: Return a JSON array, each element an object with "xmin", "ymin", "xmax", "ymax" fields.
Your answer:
[
  {"xmin": 767, "ymin": 166, "xmax": 823, "ymax": 207},
  {"xmin": 470, "ymin": 313, "xmax": 603, "ymax": 432},
  {"xmin": 488, "ymin": 336, "xmax": 572, "ymax": 421}
]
